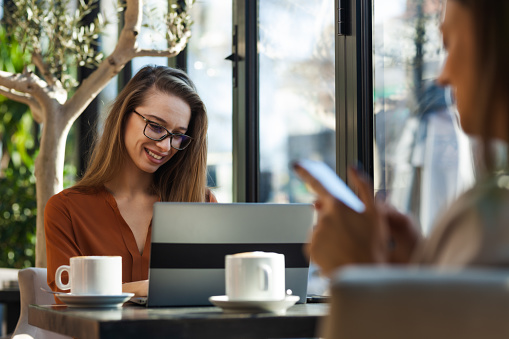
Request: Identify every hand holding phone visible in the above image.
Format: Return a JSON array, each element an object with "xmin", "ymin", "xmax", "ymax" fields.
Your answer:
[{"xmin": 293, "ymin": 159, "xmax": 365, "ymax": 213}]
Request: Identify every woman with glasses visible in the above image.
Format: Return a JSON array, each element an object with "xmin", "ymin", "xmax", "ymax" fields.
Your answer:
[
  {"xmin": 295, "ymin": 0, "xmax": 509, "ymax": 275},
  {"xmin": 45, "ymin": 65, "xmax": 216, "ymax": 298}
]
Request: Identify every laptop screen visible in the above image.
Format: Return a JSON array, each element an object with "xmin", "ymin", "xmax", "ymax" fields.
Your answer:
[{"xmin": 147, "ymin": 203, "xmax": 314, "ymax": 307}]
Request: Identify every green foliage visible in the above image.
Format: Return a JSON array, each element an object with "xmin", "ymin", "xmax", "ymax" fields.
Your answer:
[
  {"xmin": 0, "ymin": 26, "xmax": 37, "ymax": 268},
  {"xmin": 143, "ymin": 0, "xmax": 194, "ymax": 46},
  {"xmin": 167, "ymin": 0, "xmax": 194, "ymax": 44},
  {"xmin": 4, "ymin": 0, "xmax": 107, "ymax": 89},
  {"xmin": 0, "ymin": 163, "xmax": 37, "ymax": 269}
]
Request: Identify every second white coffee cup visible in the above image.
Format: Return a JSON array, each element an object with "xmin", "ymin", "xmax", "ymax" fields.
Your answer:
[
  {"xmin": 225, "ymin": 251, "xmax": 285, "ymax": 301},
  {"xmin": 55, "ymin": 256, "xmax": 122, "ymax": 295}
]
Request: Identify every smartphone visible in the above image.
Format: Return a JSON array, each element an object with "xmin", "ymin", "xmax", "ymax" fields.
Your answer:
[{"xmin": 295, "ymin": 159, "xmax": 365, "ymax": 213}]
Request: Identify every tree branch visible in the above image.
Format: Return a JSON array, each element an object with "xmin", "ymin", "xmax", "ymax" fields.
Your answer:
[
  {"xmin": 0, "ymin": 70, "xmax": 36, "ymax": 94},
  {"xmin": 134, "ymin": 33, "xmax": 191, "ymax": 58},
  {"xmin": 134, "ymin": 49, "xmax": 180, "ymax": 58},
  {"xmin": 64, "ymin": 0, "xmax": 191, "ymax": 123},
  {"xmin": 32, "ymin": 52, "xmax": 60, "ymax": 88},
  {"xmin": 0, "ymin": 85, "xmax": 36, "ymax": 107},
  {"xmin": 0, "ymin": 86, "xmax": 43, "ymax": 123},
  {"xmin": 31, "ymin": 107, "xmax": 43, "ymax": 124},
  {"xmin": 64, "ymin": 0, "xmax": 143, "ymax": 122},
  {"xmin": 0, "ymin": 69, "xmax": 57, "ymax": 110}
]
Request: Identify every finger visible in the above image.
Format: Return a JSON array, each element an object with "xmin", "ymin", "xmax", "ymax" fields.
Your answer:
[
  {"xmin": 293, "ymin": 163, "xmax": 334, "ymax": 198},
  {"xmin": 348, "ymin": 167, "xmax": 375, "ymax": 210}
]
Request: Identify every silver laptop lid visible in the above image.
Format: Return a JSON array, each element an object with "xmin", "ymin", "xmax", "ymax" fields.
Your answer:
[{"xmin": 148, "ymin": 203, "xmax": 313, "ymax": 307}]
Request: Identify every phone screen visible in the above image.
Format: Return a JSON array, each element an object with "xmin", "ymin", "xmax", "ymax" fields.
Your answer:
[{"xmin": 295, "ymin": 159, "xmax": 365, "ymax": 213}]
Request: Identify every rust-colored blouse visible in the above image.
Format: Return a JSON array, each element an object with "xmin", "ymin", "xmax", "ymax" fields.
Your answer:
[{"xmin": 44, "ymin": 186, "xmax": 217, "ymax": 294}]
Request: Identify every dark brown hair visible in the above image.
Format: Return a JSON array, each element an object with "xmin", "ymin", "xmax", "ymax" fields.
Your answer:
[
  {"xmin": 75, "ymin": 65, "xmax": 209, "ymax": 202},
  {"xmin": 453, "ymin": 0, "xmax": 509, "ymax": 168}
]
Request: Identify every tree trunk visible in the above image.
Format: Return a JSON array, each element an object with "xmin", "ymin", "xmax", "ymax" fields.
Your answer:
[
  {"xmin": 0, "ymin": 0, "xmax": 191, "ymax": 268},
  {"xmin": 34, "ymin": 106, "xmax": 72, "ymax": 268}
]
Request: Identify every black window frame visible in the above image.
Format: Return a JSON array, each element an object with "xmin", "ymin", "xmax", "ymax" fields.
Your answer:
[{"xmin": 113, "ymin": 0, "xmax": 375, "ymax": 201}]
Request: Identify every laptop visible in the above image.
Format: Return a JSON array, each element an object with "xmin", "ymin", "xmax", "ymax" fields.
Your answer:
[{"xmin": 144, "ymin": 202, "xmax": 314, "ymax": 307}]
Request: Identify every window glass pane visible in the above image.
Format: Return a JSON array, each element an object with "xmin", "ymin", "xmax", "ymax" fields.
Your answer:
[
  {"xmin": 373, "ymin": 0, "xmax": 475, "ymax": 235},
  {"xmin": 187, "ymin": 0, "xmax": 233, "ymax": 202},
  {"xmin": 132, "ymin": 0, "xmax": 170, "ymax": 73},
  {"xmin": 258, "ymin": 0, "xmax": 335, "ymax": 204},
  {"xmin": 98, "ymin": 0, "xmax": 119, "ymax": 131}
]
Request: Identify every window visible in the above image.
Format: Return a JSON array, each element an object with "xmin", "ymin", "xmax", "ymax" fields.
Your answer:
[
  {"xmin": 187, "ymin": 0, "xmax": 233, "ymax": 202},
  {"xmin": 372, "ymin": 0, "xmax": 475, "ymax": 234},
  {"xmin": 185, "ymin": 0, "xmax": 335, "ymax": 204},
  {"xmin": 258, "ymin": 0, "xmax": 335, "ymax": 203}
]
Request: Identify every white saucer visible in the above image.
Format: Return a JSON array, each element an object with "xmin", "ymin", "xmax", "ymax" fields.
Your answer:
[
  {"xmin": 56, "ymin": 293, "xmax": 134, "ymax": 308},
  {"xmin": 209, "ymin": 295, "xmax": 300, "ymax": 314}
]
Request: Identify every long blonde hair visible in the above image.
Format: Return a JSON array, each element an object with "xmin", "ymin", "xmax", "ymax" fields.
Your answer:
[{"xmin": 75, "ymin": 65, "xmax": 209, "ymax": 202}]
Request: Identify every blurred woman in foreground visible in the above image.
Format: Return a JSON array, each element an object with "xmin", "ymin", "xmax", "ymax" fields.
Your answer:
[{"xmin": 295, "ymin": 0, "xmax": 509, "ymax": 276}]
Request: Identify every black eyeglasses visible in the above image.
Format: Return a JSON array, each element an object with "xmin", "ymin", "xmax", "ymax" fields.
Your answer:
[{"xmin": 133, "ymin": 110, "xmax": 193, "ymax": 151}]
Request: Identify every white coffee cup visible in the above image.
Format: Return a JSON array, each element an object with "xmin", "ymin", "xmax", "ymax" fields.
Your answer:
[
  {"xmin": 55, "ymin": 256, "xmax": 122, "ymax": 295},
  {"xmin": 225, "ymin": 251, "xmax": 285, "ymax": 301}
]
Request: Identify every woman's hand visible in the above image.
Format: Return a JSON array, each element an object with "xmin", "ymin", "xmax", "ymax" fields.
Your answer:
[
  {"xmin": 381, "ymin": 203, "xmax": 421, "ymax": 264},
  {"xmin": 122, "ymin": 280, "xmax": 148, "ymax": 297},
  {"xmin": 294, "ymin": 165, "xmax": 422, "ymax": 276},
  {"xmin": 294, "ymin": 165, "xmax": 390, "ymax": 276}
]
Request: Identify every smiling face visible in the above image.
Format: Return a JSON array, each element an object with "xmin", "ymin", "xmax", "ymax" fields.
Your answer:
[
  {"xmin": 437, "ymin": 1, "xmax": 479, "ymax": 135},
  {"xmin": 123, "ymin": 88, "xmax": 192, "ymax": 174}
]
